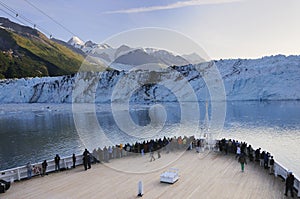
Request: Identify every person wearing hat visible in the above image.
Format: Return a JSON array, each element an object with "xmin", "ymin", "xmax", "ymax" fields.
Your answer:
[{"xmin": 285, "ymin": 171, "xmax": 295, "ymax": 197}]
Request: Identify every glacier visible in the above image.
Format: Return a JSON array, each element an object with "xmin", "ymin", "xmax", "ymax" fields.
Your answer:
[{"xmin": 0, "ymin": 55, "xmax": 299, "ymax": 103}]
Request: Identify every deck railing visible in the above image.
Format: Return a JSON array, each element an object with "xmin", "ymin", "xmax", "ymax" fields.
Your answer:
[{"xmin": 0, "ymin": 154, "xmax": 83, "ymax": 182}]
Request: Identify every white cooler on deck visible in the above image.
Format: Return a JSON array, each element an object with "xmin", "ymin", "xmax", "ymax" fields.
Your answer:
[{"xmin": 160, "ymin": 168, "xmax": 179, "ymax": 184}]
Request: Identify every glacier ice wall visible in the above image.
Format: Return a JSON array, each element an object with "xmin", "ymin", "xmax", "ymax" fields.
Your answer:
[{"xmin": 0, "ymin": 55, "xmax": 299, "ymax": 103}]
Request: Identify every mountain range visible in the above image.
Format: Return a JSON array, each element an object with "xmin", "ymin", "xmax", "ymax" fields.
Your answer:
[{"xmin": 67, "ymin": 36, "xmax": 205, "ymax": 71}]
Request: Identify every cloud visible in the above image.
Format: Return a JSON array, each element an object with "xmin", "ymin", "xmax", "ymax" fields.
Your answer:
[{"xmin": 104, "ymin": 0, "xmax": 242, "ymax": 14}]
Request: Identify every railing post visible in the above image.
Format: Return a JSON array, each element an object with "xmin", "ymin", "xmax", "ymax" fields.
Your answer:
[
  {"xmin": 63, "ymin": 159, "xmax": 67, "ymax": 169},
  {"xmin": 274, "ymin": 163, "xmax": 278, "ymax": 177},
  {"xmin": 17, "ymin": 168, "xmax": 21, "ymax": 181},
  {"xmin": 298, "ymin": 182, "xmax": 300, "ymax": 197}
]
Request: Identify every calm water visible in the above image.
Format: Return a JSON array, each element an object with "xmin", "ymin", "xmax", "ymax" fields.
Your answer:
[{"xmin": 0, "ymin": 101, "xmax": 300, "ymax": 177}]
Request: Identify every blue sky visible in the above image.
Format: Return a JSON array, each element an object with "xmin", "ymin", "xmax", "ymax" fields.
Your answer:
[{"xmin": 1, "ymin": 0, "xmax": 300, "ymax": 59}]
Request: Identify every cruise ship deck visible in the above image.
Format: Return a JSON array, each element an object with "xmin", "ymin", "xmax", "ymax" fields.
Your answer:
[{"xmin": 2, "ymin": 150, "xmax": 288, "ymax": 199}]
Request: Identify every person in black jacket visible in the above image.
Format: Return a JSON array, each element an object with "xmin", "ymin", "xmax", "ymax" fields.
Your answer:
[
  {"xmin": 54, "ymin": 154, "xmax": 60, "ymax": 172},
  {"xmin": 269, "ymin": 156, "xmax": 274, "ymax": 175},
  {"xmin": 72, "ymin": 154, "xmax": 76, "ymax": 168},
  {"xmin": 285, "ymin": 171, "xmax": 295, "ymax": 197},
  {"xmin": 83, "ymin": 149, "xmax": 91, "ymax": 170},
  {"xmin": 87, "ymin": 152, "xmax": 91, "ymax": 169},
  {"xmin": 41, "ymin": 160, "xmax": 48, "ymax": 176}
]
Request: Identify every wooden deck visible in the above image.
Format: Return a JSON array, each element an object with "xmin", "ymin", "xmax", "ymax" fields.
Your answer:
[{"xmin": 2, "ymin": 150, "xmax": 288, "ymax": 199}]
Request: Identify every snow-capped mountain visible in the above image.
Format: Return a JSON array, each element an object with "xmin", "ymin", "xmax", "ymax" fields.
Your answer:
[
  {"xmin": 145, "ymin": 48, "xmax": 190, "ymax": 66},
  {"xmin": 112, "ymin": 48, "xmax": 190, "ymax": 67},
  {"xmin": 67, "ymin": 36, "xmax": 85, "ymax": 48},
  {"xmin": 67, "ymin": 37, "xmax": 203, "ymax": 69},
  {"xmin": 0, "ymin": 55, "xmax": 299, "ymax": 103}
]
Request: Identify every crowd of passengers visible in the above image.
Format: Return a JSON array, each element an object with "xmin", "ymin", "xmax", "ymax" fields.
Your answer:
[
  {"xmin": 218, "ymin": 138, "xmax": 275, "ymax": 173},
  {"xmin": 91, "ymin": 136, "xmax": 198, "ymax": 163},
  {"xmin": 91, "ymin": 136, "xmax": 275, "ymax": 174}
]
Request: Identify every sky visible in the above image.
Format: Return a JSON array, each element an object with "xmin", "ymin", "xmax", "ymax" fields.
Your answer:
[{"xmin": 0, "ymin": 0, "xmax": 300, "ymax": 59}]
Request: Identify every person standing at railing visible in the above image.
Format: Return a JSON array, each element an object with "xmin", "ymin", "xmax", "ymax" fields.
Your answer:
[
  {"xmin": 72, "ymin": 154, "xmax": 76, "ymax": 168},
  {"xmin": 255, "ymin": 148, "xmax": 261, "ymax": 162},
  {"xmin": 54, "ymin": 154, "xmax": 60, "ymax": 172},
  {"xmin": 224, "ymin": 141, "xmax": 229, "ymax": 155},
  {"xmin": 26, "ymin": 162, "xmax": 32, "ymax": 179},
  {"xmin": 196, "ymin": 139, "xmax": 200, "ymax": 153},
  {"xmin": 285, "ymin": 171, "xmax": 295, "ymax": 197},
  {"xmin": 264, "ymin": 152, "xmax": 270, "ymax": 169},
  {"xmin": 236, "ymin": 145, "xmax": 241, "ymax": 159},
  {"xmin": 87, "ymin": 152, "xmax": 91, "ymax": 169},
  {"xmin": 260, "ymin": 151, "xmax": 265, "ymax": 167},
  {"xmin": 83, "ymin": 149, "xmax": 88, "ymax": 170},
  {"xmin": 103, "ymin": 146, "xmax": 108, "ymax": 162},
  {"xmin": 247, "ymin": 145, "xmax": 254, "ymax": 161},
  {"xmin": 41, "ymin": 160, "xmax": 48, "ymax": 176},
  {"xmin": 269, "ymin": 156, "xmax": 274, "ymax": 175},
  {"xmin": 120, "ymin": 144, "xmax": 123, "ymax": 158},
  {"xmin": 226, "ymin": 139, "xmax": 231, "ymax": 153},
  {"xmin": 83, "ymin": 149, "xmax": 91, "ymax": 171},
  {"xmin": 108, "ymin": 146, "xmax": 112, "ymax": 160}
]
